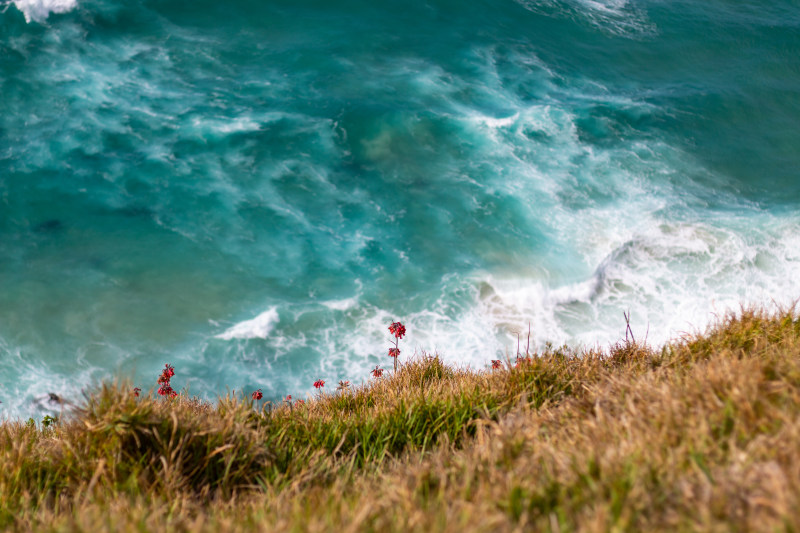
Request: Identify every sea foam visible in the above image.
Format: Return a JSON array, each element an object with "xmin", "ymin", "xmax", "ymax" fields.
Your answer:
[
  {"xmin": 11, "ymin": 0, "xmax": 76, "ymax": 22},
  {"xmin": 216, "ymin": 308, "xmax": 280, "ymax": 341}
]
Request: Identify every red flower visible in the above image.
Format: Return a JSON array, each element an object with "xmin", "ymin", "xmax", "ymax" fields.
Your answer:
[
  {"xmin": 491, "ymin": 360, "xmax": 502, "ymax": 369},
  {"xmin": 133, "ymin": 387, "xmax": 142, "ymax": 397},
  {"xmin": 388, "ymin": 347, "xmax": 400, "ymax": 358},
  {"xmin": 157, "ymin": 364, "xmax": 175, "ymax": 385},
  {"xmin": 371, "ymin": 365, "xmax": 384, "ymax": 378},
  {"xmin": 314, "ymin": 379, "xmax": 325, "ymax": 389},
  {"xmin": 252, "ymin": 389, "xmax": 263, "ymax": 401},
  {"xmin": 284, "ymin": 395, "xmax": 292, "ymax": 402},
  {"xmin": 155, "ymin": 363, "xmax": 178, "ymax": 399},
  {"xmin": 337, "ymin": 380, "xmax": 350, "ymax": 390},
  {"xmin": 388, "ymin": 321, "xmax": 406, "ymax": 339}
]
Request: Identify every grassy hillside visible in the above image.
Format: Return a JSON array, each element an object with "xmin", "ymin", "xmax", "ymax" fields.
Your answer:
[{"xmin": 2, "ymin": 308, "xmax": 800, "ymax": 531}]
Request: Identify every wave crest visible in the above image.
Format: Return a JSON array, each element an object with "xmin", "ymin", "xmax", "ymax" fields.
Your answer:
[
  {"xmin": 9, "ymin": 0, "xmax": 77, "ymax": 22},
  {"xmin": 215, "ymin": 308, "xmax": 280, "ymax": 341}
]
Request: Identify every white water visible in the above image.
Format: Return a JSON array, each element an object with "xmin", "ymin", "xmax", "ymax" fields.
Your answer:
[
  {"xmin": 216, "ymin": 307, "xmax": 280, "ymax": 340},
  {"xmin": 11, "ymin": 0, "xmax": 76, "ymax": 22}
]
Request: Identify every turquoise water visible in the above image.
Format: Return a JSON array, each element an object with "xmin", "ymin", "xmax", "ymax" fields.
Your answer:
[{"xmin": 1, "ymin": 0, "xmax": 799, "ymax": 417}]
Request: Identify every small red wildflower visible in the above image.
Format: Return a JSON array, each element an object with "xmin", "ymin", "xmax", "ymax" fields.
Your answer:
[
  {"xmin": 388, "ymin": 321, "xmax": 406, "ymax": 339},
  {"xmin": 388, "ymin": 347, "xmax": 400, "ymax": 358},
  {"xmin": 337, "ymin": 380, "xmax": 350, "ymax": 390},
  {"xmin": 313, "ymin": 379, "xmax": 325, "ymax": 389},
  {"xmin": 491, "ymin": 360, "xmax": 502, "ymax": 369},
  {"xmin": 155, "ymin": 363, "xmax": 178, "ymax": 399},
  {"xmin": 133, "ymin": 387, "xmax": 142, "ymax": 397},
  {"xmin": 252, "ymin": 389, "xmax": 263, "ymax": 401},
  {"xmin": 284, "ymin": 395, "xmax": 292, "ymax": 402},
  {"xmin": 157, "ymin": 364, "xmax": 175, "ymax": 384},
  {"xmin": 371, "ymin": 365, "xmax": 384, "ymax": 378}
]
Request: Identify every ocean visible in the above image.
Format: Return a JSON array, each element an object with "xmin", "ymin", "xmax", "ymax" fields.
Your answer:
[{"xmin": 1, "ymin": 0, "xmax": 799, "ymax": 417}]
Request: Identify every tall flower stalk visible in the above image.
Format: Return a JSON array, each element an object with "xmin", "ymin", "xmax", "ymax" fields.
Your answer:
[{"xmin": 387, "ymin": 321, "xmax": 406, "ymax": 373}]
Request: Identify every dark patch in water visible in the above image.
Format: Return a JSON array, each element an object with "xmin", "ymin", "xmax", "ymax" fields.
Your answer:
[{"xmin": 34, "ymin": 219, "xmax": 64, "ymax": 233}]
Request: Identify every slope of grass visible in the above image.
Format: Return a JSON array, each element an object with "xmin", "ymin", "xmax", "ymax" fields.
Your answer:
[{"xmin": 2, "ymin": 307, "xmax": 800, "ymax": 531}]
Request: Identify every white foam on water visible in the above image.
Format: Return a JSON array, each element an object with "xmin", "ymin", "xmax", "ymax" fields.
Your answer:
[
  {"xmin": 0, "ymin": 340, "xmax": 102, "ymax": 420},
  {"xmin": 472, "ymin": 112, "xmax": 521, "ymax": 130},
  {"xmin": 215, "ymin": 307, "xmax": 280, "ymax": 340},
  {"xmin": 188, "ymin": 115, "xmax": 272, "ymax": 138},
  {"xmin": 11, "ymin": 0, "xmax": 76, "ymax": 22},
  {"xmin": 479, "ymin": 215, "xmax": 800, "ymax": 349},
  {"xmin": 513, "ymin": 0, "xmax": 656, "ymax": 37},
  {"xmin": 576, "ymin": 0, "xmax": 630, "ymax": 16},
  {"xmin": 321, "ymin": 297, "xmax": 360, "ymax": 311}
]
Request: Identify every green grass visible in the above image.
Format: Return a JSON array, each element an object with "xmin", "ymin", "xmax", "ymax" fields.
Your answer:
[{"xmin": 2, "ymin": 307, "xmax": 800, "ymax": 531}]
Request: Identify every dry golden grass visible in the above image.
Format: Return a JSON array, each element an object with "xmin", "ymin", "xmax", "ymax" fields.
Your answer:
[{"xmin": 3, "ymin": 307, "xmax": 800, "ymax": 531}]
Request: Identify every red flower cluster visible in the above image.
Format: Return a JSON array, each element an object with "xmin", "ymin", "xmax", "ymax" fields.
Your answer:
[
  {"xmin": 337, "ymin": 380, "xmax": 350, "ymax": 390},
  {"xmin": 388, "ymin": 347, "xmax": 400, "ymax": 358},
  {"xmin": 371, "ymin": 365, "xmax": 384, "ymax": 378},
  {"xmin": 157, "ymin": 364, "xmax": 178, "ymax": 398},
  {"xmin": 314, "ymin": 379, "xmax": 325, "ymax": 389},
  {"xmin": 491, "ymin": 360, "xmax": 502, "ymax": 369},
  {"xmin": 133, "ymin": 387, "xmax": 142, "ymax": 397},
  {"xmin": 252, "ymin": 389, "xmax": 263, "ymax": 401},
  {"xmin": 284, "ymin": 395, "xmax": 292, "ymax": 402},
  {"xmin": 388, "ymin": 321, "xmax": 406, "ymax": 339}
]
